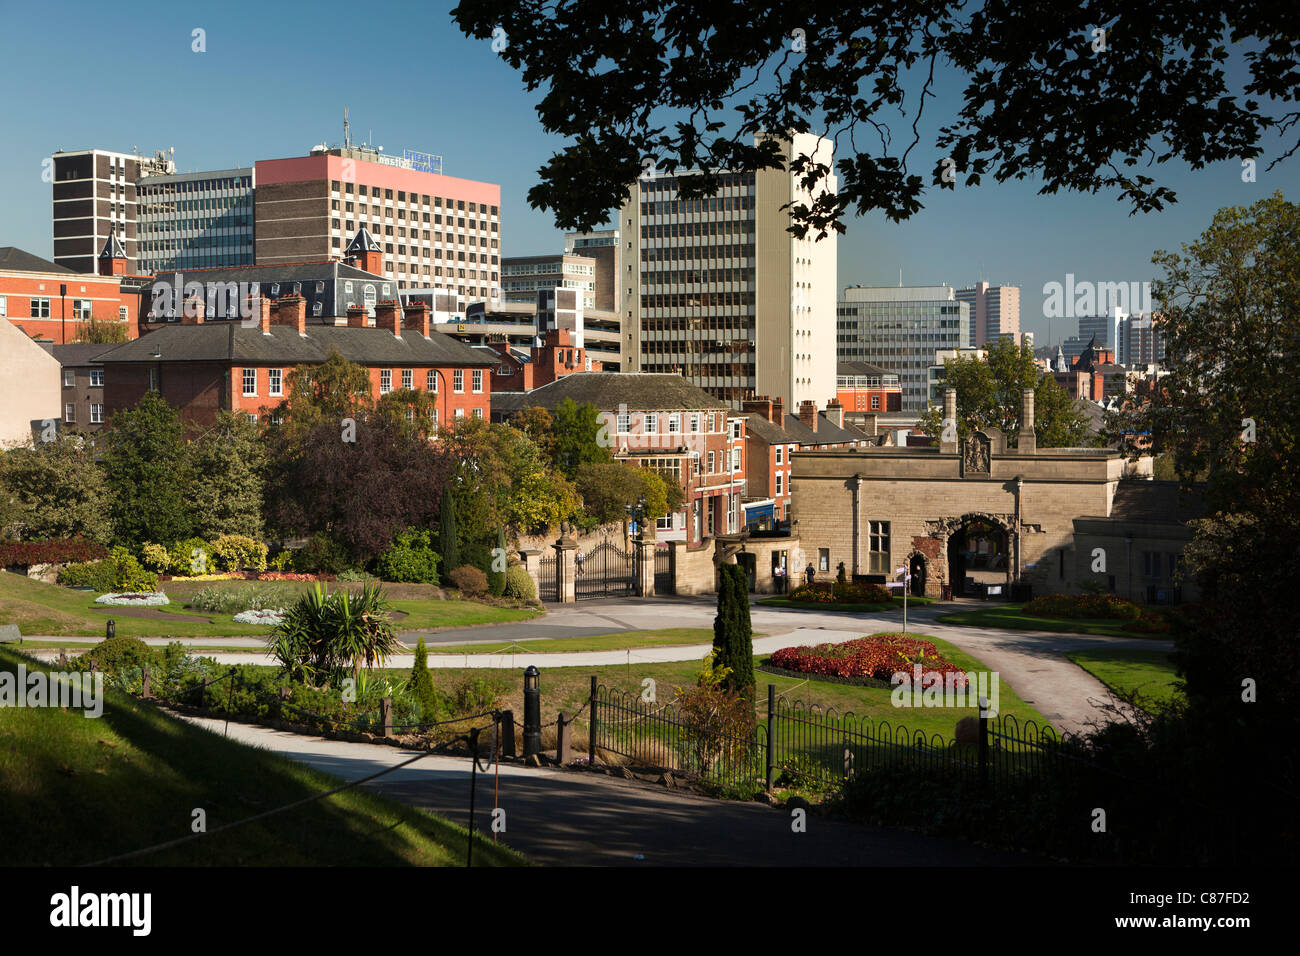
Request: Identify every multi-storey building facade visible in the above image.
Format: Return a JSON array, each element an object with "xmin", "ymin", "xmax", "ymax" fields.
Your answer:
[
  {"xmin": 50, "ymin": 148, "xmax": 174, "ymax": 273},
  {"xmin": 502, "ymin": 254, "xmax": 596, "ymax": 308},
  {"xmin": 619, "ymin": 133, "xmax": 838, "ymax": 408},
  {"xmin": 0, "ymin": 245, "xmax": 140, "ymax": 343},
  {"xmin": 253, "ymin": 148, "xmax": 501, "ymax": 295},
  {"xmin": 835, "ymin": 361, "xmax": 903, "ymax": 413},
  {"xmin": 955, "ymin": 281, "xmax": 1020, "ymax": 347},
  {"xmin": 136, "ymin": 169, "xmax": 255, "ymax": 273},
  {"xmin": 43, "ymin": 344, "xmax": 116, "ymax": 433},
  {"xmin": 837, "ymin": 286, "xmax": 970, "ymax": 412},
  {"xmin": 565, "ymin": 229, "xmax": 622, "ymax": 313}
]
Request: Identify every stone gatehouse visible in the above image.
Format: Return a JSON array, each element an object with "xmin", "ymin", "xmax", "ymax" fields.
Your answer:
[{"xmin": 790, "ymin": 389, "xmax": 1160, "ymax": 599}]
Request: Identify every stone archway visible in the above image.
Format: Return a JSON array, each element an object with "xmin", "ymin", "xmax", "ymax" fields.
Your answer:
[{"xmin": 924, "ymin": 512, "xmax": 1016, "ymax": 598}]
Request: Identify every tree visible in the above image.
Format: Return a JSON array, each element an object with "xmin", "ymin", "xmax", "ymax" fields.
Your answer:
[
  {"xmin": 712, "ymin": 563, "xmax": 755, "ymax": 698},
  {"xmin": 190, "ymin": 412, "xmax": 267, "ymax": 541},
  {"xmin": 102, "ymin": 391, "xmax": 195, "ymax": 549},
  {"xmin": 917, "ymin": 339, "xmax": 1088, "ymax": 447},
  {"xmin": 409, "ymin": 637, "xmax": 438, "ymax": 720},
  {"xmin": 452, "ymin": 2, "xmax": 1296, "ymax": 236},
  {"xmin": 550, "ymin": 399, "xmax": 613, "ymax": 478},
  {"xmin": 264, "ymin": 415, "xmax": 452, "ymax": 564},
  {"xmin": 0, "ymin": 435, "xmax": 114, "ymax": 544},
  {"xmin": 510, "ymin": 406, "xmax": 557, "ymax": 462},
  {"xmin": 271, "ymin": 349, "xmax": 374, "ymax": 436},
  {"xmin": 574, "ymin": 461, "xmax": 679, "ymax": 526},
  {"xmin": 439, "ymin": 487, "xmax": 460, "ymax": 573},
  {"xmin": 268, "ymin": 584, "xmax": 398, "ymax": 689},
  {"xmin": 488, "ymin": 525, "xmax": 508, "ymax": 596},
  {"xmin": 376, "ymin": 388, "xmax": 438, "ymax": 440},
  {"xmin": 72, "ymin": 317, "xmax": 128, "ymax": 344}
]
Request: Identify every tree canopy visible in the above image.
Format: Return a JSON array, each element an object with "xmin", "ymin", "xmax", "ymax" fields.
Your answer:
[{"xmin": 453, "ymin": 1, "xmax": 1297, "ymax": 236}]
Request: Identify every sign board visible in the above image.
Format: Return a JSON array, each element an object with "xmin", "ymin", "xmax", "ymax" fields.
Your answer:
[{"xmin": 403, "ymin": 149, "xmax": 443, "ymax": 175}]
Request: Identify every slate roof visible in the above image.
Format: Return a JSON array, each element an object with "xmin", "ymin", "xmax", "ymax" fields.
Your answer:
[
  {"xmin": 837, "ymin": 360, "xmax": 898, "ymax": 378},
  {"xmin": 92, "ymin": 323, "xmax": 494, "ymax": 367},
  {"xmin": 740, "ymin": 410, "xmax": 868, "ymax": 447},
  {"xmin": 0, "ymin": 247, "xmax": 77, "ymax": 275},
  {"xmin": 344, "ymin": 227, "xmax": 382, "ymax": 255},
  {"xmin": 494, "ymin": 372, "xmax": 729, "ymax": 412},
  {"xmin": 99, "ymin": 232, "xmax": 127, "ymax": 260},
  {"xmin": 43, "ymin": 343, "xmax": 119, "ymax": 366},
  {"xmin": 147, "ymin": 260, "xmax": 381, "ymax": 286}
]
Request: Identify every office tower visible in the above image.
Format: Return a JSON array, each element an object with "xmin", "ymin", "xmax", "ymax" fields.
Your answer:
[
  {"xmin": 136, "ymin": 168, "xmax": 255, "ymax": 273},
  {"xmin": 565, "ymin": 229, "xmax": 622, "ymax": 313},
  {"xmin": 50, "ymin": 148, "xmax": 173, "ymax": 273},
  {"xmin": 955, "ymin": 281, "xmax": 1020, "ymax": 347},
  {"xmin": 837, "ymin": 285, "xmax": 970, "ymax": 411},
  {"xmin": 501, "ymin": 254, "xmax": 597, "ymax": 307},
  {"xmin": 619, "ymin": 132, "xmax": 838, "ymax": 407}
]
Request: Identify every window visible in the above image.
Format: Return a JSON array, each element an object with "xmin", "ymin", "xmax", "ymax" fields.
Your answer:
[
  {"xmin": 775, "ymin": 445, "xmax": 782, "ymax": 465},
  {"xmin": 427, "ymin": 370, "xmax": 438, "ymax": 392},
  {"xmin": 148, "ymin": 369, "xmax": 158, "ymax": 392},
  {"xmin": 708, "ymin": 450, "xmax": 715, "ymax": 473},
  {"xmin": 689, "ymin": 413, "xmax": 699, "ymax": 433},
  {"xmin": 119, "ymin": 306, "xmax": 127, "ymax": 322},
  {"xmin": 73, "ymin": 299, "xmax": 92, "ymax": 320},
  {"xmin": 775, "ymin": 473, "xmax": 784, "ymax": 496},
  {"xmin": 31, "ymin": 298, "xmax": 50, "ymax": 318},
  {"xmin": 1143, "ymin": 551, "xmax": 1163, "ymax": 580},
  {"xmin": 0, "ymin": 296, "xmax": 6, "ymax": 316},
  {"xmin": 247, "ymin": 413, "xmax": 258, "ymax": 424},
  {"xmin": 472, "ymin": 369, "xmax": 483, "ymax": 392},
  {"xmin": 269, "ymin": 368, "xmax": 283, "ymax": 396},
  {"xmin": 473, "ymin": 407, "xmax": 483, "ymax": 419},
  {"xmin": 402, "ymin": 369, "xmax": 412, "ymax": 390},
  {"xmin": 868, "ymin": 521, "xmax": 891, "ymax": 574},
  {"xmin": 667, "ymin": 414, "xmax": 680, "ymax": 434},
  {"xmin": 616, "ymin": 410, "xmax": 631, "ymax": 434},
  {"xmin": 819, "ymin": 548, "xmax": 830, "ymax": 572},
  {"xmin": 454, "ymin": 407, "xmax": 465, "ymax": 418},
  {"xmin": 64, "ymin": 403, "xmax": 75, "ymax": 423},
  {"xmin": 63, "ymin": 370, "xmax": 75, "ymax": 387},
  {"xmin": 380, "ymin": 369, "xmax": 392, "ymax": 394},
  {"xmin": 645, "ymin": 413, "xmax": 658, "ymax": 434},
  {"xmin": 90, "ymin": 403, "xmax": 104, "ymax": 424},
  {"xmin": 89, "ymin": 368, "xmax": 104, "ymax": 387},
  {"xmin": 453, "ymin": 369, "xmax": 464, "ymax": 392},
  {"xmin": 731, "ymin": 448, "xmax": 741, "ymax": 472},
  {"xmin": 871, "ymin": 395, "xmax": 880, "ymax": 410},
  {"xmin": 242, "ymin": 368, "xmax": 256, "ymax": 396}
]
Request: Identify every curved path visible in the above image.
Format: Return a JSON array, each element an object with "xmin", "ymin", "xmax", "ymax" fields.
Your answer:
[{"xmin": 22, "ymin": 597, "xmax": 1170, "ymax": 736}]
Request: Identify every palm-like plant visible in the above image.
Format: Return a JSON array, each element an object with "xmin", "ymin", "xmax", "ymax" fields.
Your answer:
[{"xmin": 267, "ymin": 584, "xmax": 397, "ymax": 688}]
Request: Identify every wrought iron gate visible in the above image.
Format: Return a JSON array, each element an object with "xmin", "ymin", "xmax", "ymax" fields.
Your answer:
[
  {"xmin": 538, "ymin": 553, "xmax": 558, "ymax": 602},
  {"xmin": 654, "ymin": 545, "xmax": 674, "ymax": 595},
  {"xmin": 575, "ymin": 541, "xmax": 634, "ymax": 599}
]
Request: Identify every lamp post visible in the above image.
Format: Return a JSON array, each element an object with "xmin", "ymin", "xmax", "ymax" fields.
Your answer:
[
  {"xmin": 624, "ymin": 494, "xmax": 648, "ymax": 539},
  {"xmin": 895, "ymin": 565, "xmax": 910, "ymax": 635}
]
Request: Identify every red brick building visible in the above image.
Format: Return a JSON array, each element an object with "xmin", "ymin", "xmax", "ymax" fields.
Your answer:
[
  {"xmin": 836, "ymin": 361, "xmax": 903, "ymax": 413},
  {"xmin": 94, "ymin": 298, "xmax": 493, "ymax": 428},
  {"xmin": 482, "ymin": 327, "xmax": 602, "ymax": 391},
  {"xmin": 0, "ymin": 242, "xmax": 141, "ymax": 344}
]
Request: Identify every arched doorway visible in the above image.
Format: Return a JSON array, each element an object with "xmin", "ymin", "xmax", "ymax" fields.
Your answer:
[
  {"xmin": 909, "ymin": 553, "xmax": 926, "ymax": 597},
  {"xmin": 946, "ymin": 517, "xmax": 1010, "ymax": 597}
]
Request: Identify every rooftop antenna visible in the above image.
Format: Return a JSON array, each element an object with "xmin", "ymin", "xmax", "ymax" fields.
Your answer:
[
  {"xmin": 899, "ymin": 267, "xmax": 903, "ymax": 287},
  {"xmin": 344, "ymin": 107, "xmax": 351, "ymax": 149}
]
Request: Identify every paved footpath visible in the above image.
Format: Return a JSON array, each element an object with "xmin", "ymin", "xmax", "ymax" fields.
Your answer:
[
  {"xmin": 23, "ymin": 597, "xmax": 1170, "ymax": 736},
  {"xmin": 182, "ymin": 714, "xmax": 1042, "ymax": 867}
]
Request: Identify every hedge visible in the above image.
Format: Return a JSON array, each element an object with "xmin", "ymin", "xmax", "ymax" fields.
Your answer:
[{"xmin": 0, "ymin": 537, "xmax": 108, "ymax": 567}]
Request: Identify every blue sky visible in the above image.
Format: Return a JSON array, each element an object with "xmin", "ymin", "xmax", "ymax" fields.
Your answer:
[{"xmin": 2, "ymin": 0, "xmax": 1294, "ymax": 346}]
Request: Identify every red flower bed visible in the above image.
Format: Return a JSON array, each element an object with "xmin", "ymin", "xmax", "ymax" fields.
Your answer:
[
  {"xmin": 1023, "ymin": 593, "xmax": 1141, "ymax": 620},
  {"xmin": 0, "ymin": 537, "xmax": 108, "ymax": 567},
  {"xmin": 244, "ymin": 571, "xmax": 331, "ymax": 582},
  {"xmin": 769, "ymin": 633, "xmax": 968, "ymax": 687}
]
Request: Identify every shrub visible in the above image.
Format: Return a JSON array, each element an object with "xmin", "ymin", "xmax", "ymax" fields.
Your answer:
[
  {"xmin": 268, "ymin": 549, "xmax": 294, "ymax": 573},
  {"xmin": 673, "ymin": 681, "xmax": 758, "ymax": 775},
  {"xmin": 409, "ymin": 638, "xmax": 438, "ymax": 720},
  {"xmin": 167, "ymin": 537, "xmax": 214, "ymax": 576},
  {"xmin": 210, "ymin": 534, "xmax": 269, "ymax": 573},
  {"xmin": 139, "ymin": 542, "xmax": 170, "ymax": 572},
  {"xmin": 448, "ymin": 565, "xmax": 488, "ymax": 597},
  {"xmin": 448, "ymin": 674, "xmax": 507, "ymax": 714},
  {"xmin": 375, "ymin": 528, "xmax": 440, "ymax": 584},
  {"xmin": 462, "ymin": 542, "xmax": 493, "ymax": 576},
  {"xmin": 292, "ymin": 532, "xmax": 350, "ymax": 575},
  {"xmin": 769, "ymin": 633, "xmax": 968, "ymax": 686},
  {"xmin": 0, "ymin": 537, "xmax": 108, "ymax": 568},
  {"xmin": 336, "ymin": 568, "xmax": 378, "ymax": 582},
  {"xmin": 267, "ymin": 583, "xmax": 397, "ymax": 688},
  {"xmin": 77, "ymin": 636, "xmax": 157, "ymax": 677},
  {"xmin": 788, "ymin": 581, "xmax": 893, "ymax": 604},
  {"xmin": 1024, "ymin": 593, "xmax": 1142, "ymax": 620},
  {"xmin": 502, "ymin": 565, "xmax": 536, "ymax": 602},
  {"xmin": 58, "ymin": 547, "xmax": 158, "ymax": 593},
  {"xmin": 487, "ymin": 527, "xmax": 507, "ymax": 597},
  {"xmin": 1123, "ymin": 611, "xmax": 1172, "ymax": 633},
  {"xmin": 190, "ymin": 584, "xmax": 293, "ymax": 615}
]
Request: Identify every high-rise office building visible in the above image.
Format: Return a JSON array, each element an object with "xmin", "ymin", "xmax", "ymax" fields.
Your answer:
[
  {"xmin": 565, "ymin": 229, "xmax": 622, "ymax": 313},
  {"xmin": 501, "ymin": 254, "xmax": 597, "ymax": 307},
  {"xmin": 136, "ymin": 168, "xmax": 255, "ymax": 273},
  {"xmin": 1118, "ymin": 313, "xmax": 1167, "ymax": 365},
  {"xmin": 837, "ymin": 285, "xmax": 970, "ymax": 411},
  {"xmin": 254, "ymin": 144, "xmax": 501, "ymax": 295},
  {"xmin": 955, "ymin": 281, "xmax": 1020, "ymax": 347},
  {"xmin": 50, "ymin": 148, "xmax": 174, "ymax": 273},
  {"xmin": 619, "ymin": 133, "xmax": 838, "ymax": 407}
]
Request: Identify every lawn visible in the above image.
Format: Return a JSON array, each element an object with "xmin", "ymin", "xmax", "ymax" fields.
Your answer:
[
  {"xmin": 757, "ymin": 596, "xmax": 934, "ymax": 613},
  {"xmin": 1065, "ymin": 648, "xmax": 1182, "ymax": 707},
  {"xmin": 0, "ymin": 645, "xmax": 524, "ymax": 866},
  {"xmin": 0, "ymin": 571, "xmax": 537, "ymax": 639},
  {"xmin": 425, "ymin": 627, "xmax": 762, "ymax": 655},
  {"xmin": 936, "ymin": 603, "xmax": 1168, "ymax": 639}
]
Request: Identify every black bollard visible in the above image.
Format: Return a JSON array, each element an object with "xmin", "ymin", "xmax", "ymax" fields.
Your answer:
[
  {"xmin": 106, "ymin": 619, "xmax": 115, "ymax": 639},
  {"xmin": 522, "ymin": 666, "xmax": 541, "ymax": 758}
]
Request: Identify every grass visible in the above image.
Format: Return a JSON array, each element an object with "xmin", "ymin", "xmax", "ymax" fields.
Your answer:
[
  {"xmin": 0, "ymin": 645, "xmax": 524, "ymax": 866},
  {"xmin": 757, "ymin": 596, "xmax": 935, "ymax": 612},
  {"xmin": 425, "ymin": 627, "xmax": 763, "ymax": 655},
  {"xmin": 0, "ymin": 571, "xmax": 537, "ymax": 639},
  {"xmin": 936, "ymin": 602, "xmax": 1168, "ymax": 639},
  {"xmin": 1065, "ymin": 648, "xmax": 1182, "ymax": 707}
]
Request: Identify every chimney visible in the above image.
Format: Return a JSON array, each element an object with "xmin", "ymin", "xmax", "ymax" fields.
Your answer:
[
  {"xmin": 859, "ymin": 412, "xmax": 878, "ymax": 437},
  {"xmin": 772, "ymin": 397, "xmax": 784, "ymax": 429},
  {"xmin": 180, "ymin": 295, "xmax": 204, "ymax": 325},
  {"xmin": 798, "ymin": 399, "xmax": 818, "ymax": 432},
  {"xmin": 403, "ymin": 300, "xmax": 431, "ymax": 338},
  {"xmin": 741, "ymin": 395, "xmax": 775, "ymax": 423},
  {"xmin": 346, "ymin": 304, "xmax": 370, "ymax": 328},
  {"xmin": 1018, "ymin": 388, "xmax": 1037, "ymax": 454},
  {"xmin": 824, "ymin": 399, "xmax": 844, "ymax": 429},
  {"xmin": 375, "ymin": 300, "xmax": 402, "ymax": 337},
  {"xmin": 940, "ymin": 387, "xmax": 958, "ymax": 455},
  {"xmin": 274, "ymin": 294, "xmax": 307, "ymax": 335},
  {"xmin": 253, "ymin": 295, "xmax": 272, "ymax": 334}
]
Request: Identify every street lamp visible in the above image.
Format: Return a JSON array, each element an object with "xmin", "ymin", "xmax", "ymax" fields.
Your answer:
[
  {"xmin": 624, "ymin": 494, "xmax": 648, "ymax": 538},
  {"xmin": 895, "ymin": 565, "xmax": 911, "ymax": 635}
]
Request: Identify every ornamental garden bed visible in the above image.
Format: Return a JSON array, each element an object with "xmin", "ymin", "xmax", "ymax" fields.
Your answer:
[
  {"xmin": 768, "ymin": 632, "xmax": 969, "ymax": 686},
  {"xmin": 1022, "ymin": 593, "xmax": 1141, "ymax": 620}
]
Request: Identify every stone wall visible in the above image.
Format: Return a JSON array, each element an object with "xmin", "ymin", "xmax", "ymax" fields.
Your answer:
[{"xmin": 669, "ymin": 540, "xmax": 718, "ymax": 595}]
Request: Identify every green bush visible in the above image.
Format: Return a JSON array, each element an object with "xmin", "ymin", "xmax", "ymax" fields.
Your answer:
[
  {"xmin": 77, "ymin": 635, "xmax": 157, "ymax": 676},
  {"xmin": 1025, "ymin": 593, "xmax": 1142, "ymax": 620},
  {"xmin": 168, "ymin": 536, "xmax": 214, "ymax": 576},
  {"xmin": 448, "ymin": 564, "xmax": 488, "ymax": 597},
  {"xmin": 139, "ymin": 542, "xmax": 170, "ymax": 573},
  {"xmin": 58, "ymin": 547, "xmax": 158, "ymax": 593},
  {"xmin": 503, "ymin": 565, "xmax": 536, "ymax": 602},
  {"xmin": 268, "ymin": 549, "xmax": 294, "ymax": 573},
  {"xmin": 336, "ymin": 568, "xmax": 378, "ymax": 582},
  {"xmin": 487, "ymin": 527, "xmax": 507, "ymax": 597},
  {"xmin": 462, "ymin": 542, "xmax": 493, "ymax": 576},
  {"xmin": 409, "ymin": 638, "xmax": 438, "ymax": 720},
  {"xmin": 375, "ymin": 529, "xmax": 441, "ymax": 584},
  {"xmin": 189, "ymin": 584, "xmax": 292, "ymax": 615},
  {"xmin": 292, "ymin": 533, "xmax": 350, "ymax": 575},
  {"xmin": 448, "ymin": 674, "xmax": 507, "ymax": 714},
  {"xmin": 210, "ymin": 534, "xmax": 268, "ymax": 573}
]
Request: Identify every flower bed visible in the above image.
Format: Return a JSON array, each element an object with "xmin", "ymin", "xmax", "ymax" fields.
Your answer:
[
  {"xmin": 248, "ymin": 571, "xmax": 330, "ymax": 582},
  {"xmin": 788, "ymin": 581, "xmax": 895, "ymax": 604},
  {"xmin": 769, "ymin": 633, "xmax": 968, "ymax": 687},
  {"xmin": 1023, "ymin": 593, "xmax": 1141, "ymax": 620},
  {"xmin": 232, "ymin": 608, "xmax": 286, "ymax": 626},
  {"xmin": 95, "ymin": 592, "xmax": 171, "ymax": 607},
  {"xmin": 162, "ymin": 572, "xmax": 244, "ymax": 582},
  {"xmin": 1122, "ymin": 611, "xmax": 1172, "ymax": 633}
]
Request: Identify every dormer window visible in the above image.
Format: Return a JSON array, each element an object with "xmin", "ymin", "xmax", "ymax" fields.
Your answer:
[{"xmin": 270, "ymin": 283, "xmax": 280, "ymax": 295}]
